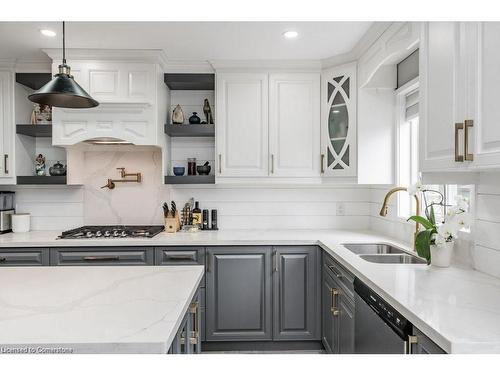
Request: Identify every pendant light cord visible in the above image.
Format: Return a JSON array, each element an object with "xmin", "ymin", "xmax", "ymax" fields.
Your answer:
[{"xmin": 62, "ymin": 21, "xmax": 66, "ymax": 64}]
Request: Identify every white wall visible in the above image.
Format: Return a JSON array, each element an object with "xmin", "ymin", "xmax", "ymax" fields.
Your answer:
[{"xmin": 2, "ymin": 147, "xmax": 372, "ymax": 231}]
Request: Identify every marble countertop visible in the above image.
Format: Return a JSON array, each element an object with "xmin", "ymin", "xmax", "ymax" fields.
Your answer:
[
  {"xmin": 1, "ymin": 229, "xmax": 500, "ymax": 353},
  {"xmin": 0, "ymin": 265, "xmax": 203, "ymax": 354}
]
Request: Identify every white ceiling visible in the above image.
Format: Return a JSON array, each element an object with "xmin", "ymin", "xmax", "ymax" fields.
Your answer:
[{"xmin": 0, "ymin": 22, "xmax": 372, "ymax": 62}]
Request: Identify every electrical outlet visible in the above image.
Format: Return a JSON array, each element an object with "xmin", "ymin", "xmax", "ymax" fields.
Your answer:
[{"xmin": 336, "ymin": 202, "xmax": 345, "ymax": 216}]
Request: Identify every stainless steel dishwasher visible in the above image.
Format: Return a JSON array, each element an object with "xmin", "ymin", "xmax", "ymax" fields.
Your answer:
[{"xmin": 354, "ymin": 278, "xmax": 415, "ymax": 354}]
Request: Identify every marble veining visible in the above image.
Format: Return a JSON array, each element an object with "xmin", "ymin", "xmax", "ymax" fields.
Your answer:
[{"xmin": 0, "ymin": 266, "xmax": 203, "ymax": 353}]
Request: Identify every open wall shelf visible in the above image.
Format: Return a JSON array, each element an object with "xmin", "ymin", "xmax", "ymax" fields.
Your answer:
[
  {"xmin": 17, "ymin": 176, "xmax": 67, "ymax": 185},
  {"xmin": 165, "ymin": 123, "xmax": 215, "ymax": 137},
  {"xmin": 16, "ymin": 124, "xmax": 52, "ymax": 137},
  {"xmin": 164, "ymin": 73, "xmax": 215, "ymax": 90},
  {"xmin": 164, "ymin": 175, "xmax": 215, "ymax": 185},
  {"xmin": 15, "ymin": 73, "xmax": 52, "ymax": 90}
]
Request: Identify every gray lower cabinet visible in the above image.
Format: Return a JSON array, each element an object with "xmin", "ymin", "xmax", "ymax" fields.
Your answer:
[
  {"xmin": 322, "ymin": 251, "xmax": 355, "ymax": 354},
  {"xmin": 322, "ymin": 270, "xmax": 338, "ymax": 353},
  {"xmin": 0, "ymin": 248, "xmax": 49, "ymax": 266},
  {"xmin": 273, "ymin": 246, "xmax": 320, "ymax": 340},
  {"xmin": 49, "ymin": 247, "xmax": 154, "ymax": 266},
  {"xmin": 205, "ymin": 246, "xmax": 272, "ymax": 341},
  {"xmin": 411, "ymin": 327, "xmax": 446, "ymax": 354}
]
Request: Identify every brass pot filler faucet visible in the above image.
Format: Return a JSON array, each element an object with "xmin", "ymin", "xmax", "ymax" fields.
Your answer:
[{"xmin": 101, "ymin": 168, "xmax": 142, "ymax": 190}]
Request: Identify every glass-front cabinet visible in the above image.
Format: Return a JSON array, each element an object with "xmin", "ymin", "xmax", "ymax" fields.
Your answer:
[{"xmin": 321, "ymin": 63, "xmax": 357, "ymax": 177}]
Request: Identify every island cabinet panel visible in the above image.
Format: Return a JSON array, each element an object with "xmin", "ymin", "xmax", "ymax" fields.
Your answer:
[
  {"xmin": 0, "ymin": 248, "xmax": 49, "ymax": 266},
  {"xmin": 273, "ymin": 246, "xmax": 320, "ymax": 340},
  {"xmin": 205, "ymin": 247, "xmax": 272, "ymax": 341},
  {"xmin": 49, "ymin": 247, "xmax": 154, "ymax": 266},
  {"xmin": 411, "ymin": 327, "xmax": 446, "ymax": 354}
]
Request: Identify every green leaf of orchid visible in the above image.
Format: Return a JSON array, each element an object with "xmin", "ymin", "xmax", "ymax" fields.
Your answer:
[
  {"xmin": 415, "ymin": 229, "xmax": 433, "ymax": 264},
  {"xmin": 407, "ymin": 215, "xmax": 435, "ymax": 230}
]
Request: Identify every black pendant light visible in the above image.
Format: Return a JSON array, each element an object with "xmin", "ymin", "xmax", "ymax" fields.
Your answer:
[{"xmin": 28, "ymin": 22, "xmax": 99, "ymax": 109}]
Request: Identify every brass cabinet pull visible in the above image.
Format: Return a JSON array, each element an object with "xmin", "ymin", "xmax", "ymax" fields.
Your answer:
[
  {"xmin": 330, "ymin": 287, "xmax": 340, "ymax": 315},
  {"xmin": 82, "ymin": 256, "xmax": 120, "ymax": 261},
  {"xmin": 321, "ymin": 154, "xmax": 325, "ymax": 174},
  {"xmin": 328, "ymin": 265, "xmax": 342, "ymax": 278},
  {"xmin": 405, "ymin": 335, "xmax": 418, "ymax": 354},
  {"xmin": 218, "ymin": 154, "xmax": 222, "ymax": 174},
  {"xmin": 271, "ymin": 154, "xmax": 275, "ymax": 174},
  {"xmin": 3, "ymin": 154, "xmax": 8, "ymax": 174},
  {"xmin": 455, "ymin": 123, "xmax": 464, "ymax": 162},
  {"xmin": 207, "ymin": 253, "xmax": 211, "ymax": 273},
  {"xmin": 189, "ymin": 302, "xmax": 200, "ymax": 346},
  {"xmin": 464, "ymin": 119, "xmax": 474, "ymax": 161}
]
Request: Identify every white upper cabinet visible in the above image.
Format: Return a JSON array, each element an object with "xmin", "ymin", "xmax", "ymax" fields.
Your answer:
[
  {"xmin": 216, "ymin": 72, "xmax": 269, "ymax": 177},
  {"xmin": 321, "ymin": 63, "xmax": 357, "ymax": 178},
  {"xmin": 0, "ymin": 70, "xmax": 14, "ymax": 184},
  {"xmin": 469, "ymin": 22, "xmax": 500, "ymax": 168},
  {"xmin": 420, "ymin": 22, "xmax": 500, "ymax": 173},
  {"xmin": 420, "ymin": 22, "xmax": 467, "ymax": 172},
  {"xmin": 269, "ymin": 73, "xmax": 320, "ymax": 177}
]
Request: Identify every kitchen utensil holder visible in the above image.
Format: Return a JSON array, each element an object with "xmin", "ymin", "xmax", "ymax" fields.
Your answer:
[{"xmin": 164, "ymin": 212, "xmax": 181, "ymax": 233}]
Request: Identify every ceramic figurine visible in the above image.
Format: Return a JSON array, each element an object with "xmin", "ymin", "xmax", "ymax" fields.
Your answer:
[
  {"xmin": 203, "ymin": 98, "xmax": 214, "ymax": 124},
  {"xmin": 189, "ymin": 112, "xmax": 201, "ymax": 124},
  {"xmin": 30, "ymin": 104, "xmax": 40, "ymax": 125},
  {"xmin": 35, "ymin": 154, "xmax": 46, "ymax": 176},
  {"xmin": 172, "ymin": 104, "xmax": 185, "ymax": 124}
]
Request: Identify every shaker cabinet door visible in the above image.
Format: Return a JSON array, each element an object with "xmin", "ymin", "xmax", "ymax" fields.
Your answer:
[
  {"xmin": 216, "ymin": 73, "xmax": 269, "ymax": 177},
  {"xmin": 419, "ymin": 22, "xmax": 469, "ymax": 172},
  {"xmin": 0, "ymin": 70, "xmax": 14, "ymax": 182},
  {"xmin": 321, "ymin": 63, "xmax": 357, "ymax": 177},
  {"xmin": 273, "ymin": 246, "xmax": 320, "ymax": 340},
  {"xmin": 205, "ymin": 247, "xmax": 272, "ymax": 341},
  {"xmin": 269, "ymin": 74, "xmax": 320, "ymax": 177},
  {"xmin": 469, "ymin": 22, "xmax": 500, "ymax": 168}
]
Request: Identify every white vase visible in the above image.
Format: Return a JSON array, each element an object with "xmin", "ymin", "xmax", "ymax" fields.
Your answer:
[{"xmin": 430, "ymin": 241, "xmax": 454, "ymax": 267}]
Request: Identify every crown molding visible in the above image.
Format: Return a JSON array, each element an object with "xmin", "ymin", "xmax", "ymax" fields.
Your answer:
[
  {"xmin": 163, "ymin": 59, "xmax": 215, "ymax": 73},
  {"xmin": 14, "ymin": 58, "xmax": 51, "ymax": 73},
  {"xmin": 42, "ymin": 48, "xmax": 169, "ymax": 68},
  {"xmin": 210, "ymin": 59, "xmax": 321, "ymax": 72},
  {"xmin": 0, "ymin": 59, "xmax": 16, "ymax": 70},
  {"xmin": 321, "ymin": 22, "xmax": 393, "ymax": 68}
]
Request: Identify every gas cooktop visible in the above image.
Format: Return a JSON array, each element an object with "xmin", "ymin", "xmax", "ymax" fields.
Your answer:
[{"xmin": 59, "ymin": 225, "xmax": 164, "ymax": 239}]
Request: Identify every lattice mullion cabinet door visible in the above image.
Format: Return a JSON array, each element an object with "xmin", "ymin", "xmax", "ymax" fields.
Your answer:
[{"xmin": 320, "ymin": 63, "xmax": 357, "ymax": 177}]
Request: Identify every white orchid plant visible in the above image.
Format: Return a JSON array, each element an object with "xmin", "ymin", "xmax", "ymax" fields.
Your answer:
[{"xmin": 407, "ymin": 183, "xmax": 471, "ymax": 264}]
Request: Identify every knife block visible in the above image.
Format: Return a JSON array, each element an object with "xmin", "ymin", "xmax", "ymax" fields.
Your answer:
[{"xmin": 164, "ymin": 212, "xmax": 181, "ymax": 233}]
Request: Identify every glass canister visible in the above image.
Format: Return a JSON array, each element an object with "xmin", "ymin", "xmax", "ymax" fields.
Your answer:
[{"xmin": 187, "ymin": 158, "xmax": 197, "ymax": 175}]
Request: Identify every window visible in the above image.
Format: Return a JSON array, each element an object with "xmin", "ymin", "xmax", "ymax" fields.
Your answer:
[
  {"xmin": 395, "ymin": 79, "xmax": 473, "ymax": 230},
  {"xmin": 396, "ymin": 81, "xmax": 419, "ymax": 219}
]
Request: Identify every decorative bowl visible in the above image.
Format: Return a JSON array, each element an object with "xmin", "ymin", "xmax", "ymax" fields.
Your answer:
[
  {"xmin": 196, "ymin": 165, "xmax": 211, "ymax": 175},
  {"xmin": 173, "ymin": 167, "xmax": 185, "ymax": 176}
]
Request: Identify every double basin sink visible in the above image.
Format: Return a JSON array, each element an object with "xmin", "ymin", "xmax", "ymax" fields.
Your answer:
[{"xmin": 341, "ymin": 243, "xmax": 426, "ymax": 264}]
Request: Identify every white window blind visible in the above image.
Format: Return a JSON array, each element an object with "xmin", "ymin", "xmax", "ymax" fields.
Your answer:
[{"xmin": 405, "ymin": 90, "xmax": 419, "ymax": 121}]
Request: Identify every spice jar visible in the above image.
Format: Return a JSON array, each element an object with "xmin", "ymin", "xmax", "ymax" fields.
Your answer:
[{"xmin": 187, "ymin": 158, "xmax": 197, "ymax": 175}]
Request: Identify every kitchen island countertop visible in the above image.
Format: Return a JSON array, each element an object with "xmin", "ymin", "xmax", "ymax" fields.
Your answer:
[{"xmin": 0, "ymin": 265, "xmax": 203, "ymax": 353}]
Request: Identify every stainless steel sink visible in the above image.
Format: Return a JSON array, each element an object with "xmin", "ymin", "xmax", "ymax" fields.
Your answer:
[
  {"xmin": 359, "ymin": 254, "xmax": 427, "ymax": 264},
  {"xmin": 341, "ymin": 243, "xmax": 426, "ymax": 264},
  {"xmin": 342, "ymin": 243, "xmax": 406, "ymax": 255}
]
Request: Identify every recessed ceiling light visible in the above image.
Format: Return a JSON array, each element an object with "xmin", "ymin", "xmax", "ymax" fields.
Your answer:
[
  {"xmin": 283, "ymin": 30, "xmax": 298, "ymax": 39},
  {"xmin": 40, "ymin": 29, "xmax": 56, "ymax": 37}
]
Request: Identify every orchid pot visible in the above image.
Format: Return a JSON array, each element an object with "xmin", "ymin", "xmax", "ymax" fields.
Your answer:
[
  {"xmin": 430, "ymin": 241, "xmax": 454, "ymax": 267},
  {"xmin": 407, "ymin": 183, "xmax": 470, "ymax": 266}
]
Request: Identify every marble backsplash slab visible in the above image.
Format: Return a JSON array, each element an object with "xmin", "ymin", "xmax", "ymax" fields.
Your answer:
[{"xmin": 82, "ymin": 149, "xmax": 169, "ymax": 225}]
